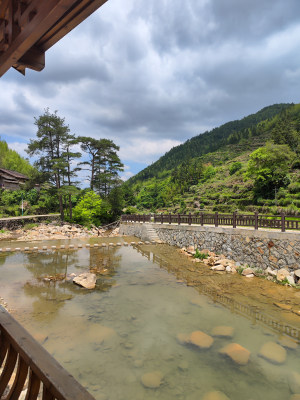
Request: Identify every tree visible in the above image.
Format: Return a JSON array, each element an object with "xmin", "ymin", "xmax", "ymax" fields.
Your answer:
[
  {"xmin": 79, "ymin": 137, "xmax": 123, "ymax": 196},
  {"xmin": 27, "ymin": 109, "xmax": 77, "ymax": 220},
  {"xmin": 72, "ymin": 191, "xmax": 110, "ymax": 226},
  {"xmin": 247, "ymin": 142, "xmax": 295, "ymax": 199}
]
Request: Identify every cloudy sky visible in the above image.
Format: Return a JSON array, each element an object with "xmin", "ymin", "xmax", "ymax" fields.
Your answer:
[{"xmin": 1, "ymin": 0, "xmax": 300, "ymax": 181}]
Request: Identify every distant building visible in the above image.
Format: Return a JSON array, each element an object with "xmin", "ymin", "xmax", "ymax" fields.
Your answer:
[{"xmin": 0, "ymin": 168, "xmax": 29, "ymax": 191}]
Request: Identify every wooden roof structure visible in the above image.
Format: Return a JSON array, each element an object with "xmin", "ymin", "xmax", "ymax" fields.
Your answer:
[{"xmin": 0, "ymin": 0, "xmax": 108, "ymax": 77}]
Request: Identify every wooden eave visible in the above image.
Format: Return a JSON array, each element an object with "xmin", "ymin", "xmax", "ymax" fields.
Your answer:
[{"xmin": 0, "ymin": 0, "xmax": 108, "ymax": 77}]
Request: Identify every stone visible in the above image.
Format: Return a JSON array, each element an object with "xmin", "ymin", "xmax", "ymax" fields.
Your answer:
[
  {"xmin": 178, "ymin": 361, "xmax": 189, "ymax": 371},
  {"xmin": 276, "ymin": 268, "xmax": 290, "ymax": 282},
  {"xmin": 287, "ymin": 275, "xmax": 296, "ymax": 285},
  {"xmin": 219, "ymin": 343, "xmax": 250, "ymax": 365},
  {"xmin": 188, "ymin": 331, "xmax": 214, "ymax": 349},
  {"xmin": 290, "ymin": 395, "xmax": 300, "ymax": 400},
  {"xmin": 294, "ymin": 269, "xmax": 300, "ymax": 278},
  {"xmin": 202, "ymin": 391, "xmax": 230, "ymax": 400},
  {"xmin": 73, "ymin": 273, "xmax": 97, "ymax": 289},
  {"xmin": 274, "ymin": 303, "xmax": 292, "ymax": 311},
  {"xmin": 141, "ymin": 371, "xmax": 163, "ymax": 388},
  {"xmin": 266, "ymin": 267, "xmax": 277, "ymax": 277},
  {"xmin": 176, "ymin": 333, "xmax": 190, "ymax": 344},
  {"xmin": 258, "ymin": 342, "xmax": 286, "ymax": 364},
  {"xmin": 211, "ymin": 326, "xmax": 234, "ymax": 338},
  {"xmin": 211, "ymin": 265, "xmax": 226, "ymax": 271},
  {"xmin": 242, "ymin": 267, "xmax": 254, "ymax": 276},
  {"xmin": 225, "ymin": 266, "xmax": 232, "ymax": 272},
  {"xmin": 289, "ymin": 371, "xmax": 300, "ymax": 394},
  {"xmin": 278, "ymin": 337, "xmax": 298, "ymax": 350},
  {"xmin": 245, "ymin": 274, "xmax": 255, "ymax": 278}
]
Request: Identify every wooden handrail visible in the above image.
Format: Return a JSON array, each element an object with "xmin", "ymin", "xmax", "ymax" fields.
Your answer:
[
  {"xmin": 0, "ymin": 307, "xmax": 95, "ymax": 400},
  {"xmin": 121, "ymin": 212, "xmax": 300, "ymax": 232}
]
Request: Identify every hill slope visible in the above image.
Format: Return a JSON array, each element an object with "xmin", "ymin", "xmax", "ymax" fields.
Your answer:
[
  {"xmin": 125, "ymin": 103, "xmax": 300, "ymax": 214},
  {"xmin": 0, "ymin": 138, "xmax": 34, "ymax": 176}
]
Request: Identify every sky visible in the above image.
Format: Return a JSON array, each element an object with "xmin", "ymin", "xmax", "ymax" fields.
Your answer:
[{"xmin": 1, "ymin": 0, "xmax": 300, "ymax": 181}]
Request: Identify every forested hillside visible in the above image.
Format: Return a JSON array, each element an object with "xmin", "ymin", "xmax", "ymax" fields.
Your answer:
[
  {"xmin": 0, "ymin": 139, "xmax": 34, "ymax": 176},
  {"xmin": 124, "ymin": 103, "xmax": 300, "ymax": 215}
]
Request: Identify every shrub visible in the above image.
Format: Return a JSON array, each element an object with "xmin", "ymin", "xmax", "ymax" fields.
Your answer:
[
  {"xmin": 229, "ymin": 162, "xmax": 242, "ymax": 175},
  {"xmin": 194, "ymin": 249, "xmax": 208, "ymax": 260}
]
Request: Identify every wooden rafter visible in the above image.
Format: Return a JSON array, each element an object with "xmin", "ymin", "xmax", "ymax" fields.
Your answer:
[{"xmin": 0, "ymin": 0, "xmax": 108, "ymax": 77}]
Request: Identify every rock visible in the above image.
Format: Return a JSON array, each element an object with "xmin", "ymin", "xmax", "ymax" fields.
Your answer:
[
  {"xmin": 73, "ymin": 273, "xmax": 97, "ymax": 289},
  {"xmin": 266, "ymin": 267, "xmax": 277, "ymax": 277},
  {"xmin": 133, "ymin": 359, "xmax": 143, "ymax": 368},
  {"xmin": 289, "ymin": 371, "xmax": 300, "ymax": 394},
  {"xmin": 242, "ymin": 268, "xmax": 254, "ymax": 276},
  {"xmin": 207, "ymin": 257, "xmax": 215, "ymax": 266},
  {"xmin": 176, "ymin": 333, "xmax": 190, "ymax": 344},
  {"xmin": 178, "ymin": 361, "xmax": 189, "ymax": 371},
  {"xmin": 86, "ymin": 325, "xmax": 117, "ymax": 344},
  {"xmin": 211, "ymin": 326, "xmax": 234, "ymax": 338},
  {"xmin": 202, "ymin": 391, "xmax": 230, "ymax": 400},
  {"xmin": 274, "ymin": 302, "xmax": 292, "ymax": 311},
  {"xmin": 219, "ymin": 343, "xmax": 250, "ymax": 365},
  {"xmin": 258, "ymin": 342, "xmax": 286, "ymax": 364},
  {"xmin": 216, "ymin": 259, "xmax": 231, "ymax": 266},
  {"xmin": 211, "ymin": 265, "xmax": 226, "ymax": 271},
  {"xmin": 225, "ymin": 266, "xmax": 232, "ymax": 272},
  {"xmin": 141, "ymin": 371, "xmax": 163, "ymax": 388},
  {"xmin": 294, "ymin": 269, "xmax": 300, "ymax": 278},
  {"xmin": 188, "ymin": 331, "xmax": 214, "ymax": 349},
  {"xmin": 290, "ymin": 395, "xmax": 300, "ymax": 400},
  {"xmin": 278, "ymin": 336, "xmax": 298, "ymax": 350},
  {"xmin": 276, "ymin": 268, "xmax": 290, "ymax": 282},
  {"xmin": 287, "ymin": 275, "xmax": 296, "ymax": 285},
  {"xmin": 245, "ymin": 274, "xmax": 255, "ymax": 278}
]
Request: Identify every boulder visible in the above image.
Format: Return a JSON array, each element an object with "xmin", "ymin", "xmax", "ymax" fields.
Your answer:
[
  {"xmin": 211, "ymin": 326, "xmax": 234, "ymax": 338},
  {"xmin": 188, "ymin": 331, "xmax": 214, "ymax": 349},
  {"xmin": 266, "ymin": 267, "xmax": 277, "ymax": 277},
  {"xmin": 73, "ymin": 273, "xmax": 97, "ymax": 289},
  {"xmin": 276, "ymin": 268, "xmax": 290, "ymax": 282},
  {"xmin": 202, "ymin": 391, "xmax": 230, "ymax": 400},
  {"xmin": 289, "ymin": 371, "xmax": 300, "ymax": 394},
  {"xmin": 219, "ymin": 343, "xmax": 250, "ymax": 365},
  {"xmin": 278, "ymin": 337, "xmax": 298, "ymax": 350},
  {"xmin": 141, "ymin": 371, "xmax": 163, "ymax": 388},
  {"xmin": 294, "ymin": 269, "xmax": 300, "ymax": 278},
  {"xmin": 242, "ymin": 267, "xmax": 254, "ymax": 276},
  {"xmin": 211, "ymin": 265, "xmax": 226, "ymax": 271},
  {"xmin": 176, "ymin": 333, "xmax": 190, "ymax": 344},
  {"xmin": 258, "ymin": 342, "xmax": 286, "ymax": 364}
]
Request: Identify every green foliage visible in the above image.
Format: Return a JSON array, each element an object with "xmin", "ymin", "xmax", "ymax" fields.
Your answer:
[
  {"xmin": 0, "ymin": 138, "xmax": 35, "ymax": 176},
  {"xmin": 194, "ymin": 249, "xmax": 208, "ymax": 260},
  {"xmin": 72, "ymin": 191, "xmax": 111, "ymax": 226},
  {"xmin": 247, "ymin": 142, "xmax": 294, "ymax": 199},
  {"xmin": 229, "ymin": 162, "xmax": 242, "ymax": 175}
]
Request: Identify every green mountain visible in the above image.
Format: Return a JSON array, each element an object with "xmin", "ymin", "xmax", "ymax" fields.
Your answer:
[
  {"xmin": 0, "ymin": 138, "xmax": 34, "ymax": 176},
  {"xmin": 125, "ymin": 103, "xmax": 300, "ymax": 215}
]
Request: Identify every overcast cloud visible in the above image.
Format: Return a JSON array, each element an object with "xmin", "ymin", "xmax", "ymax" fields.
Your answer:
[{"xmin": 1, "ymin": 0, "xmax": 300, "ymax": 180}]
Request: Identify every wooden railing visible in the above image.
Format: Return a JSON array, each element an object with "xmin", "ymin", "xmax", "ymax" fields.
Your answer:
[
  {"xmin": 0, "ymin": 307, "xmax": 95, "ymax": 400},
  {"xmin": 121, "ymin": 212, "xmax": 300, "ymax": 232}
]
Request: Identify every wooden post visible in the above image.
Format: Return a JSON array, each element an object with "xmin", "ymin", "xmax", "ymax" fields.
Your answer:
[
  {"xmin": 169, "ymin": 213, "xmax": 171, "ymax": 224},
  {"xmin": 161, "ymin": 213, "xmax": 163, "ymax": 224},
  {"xmin": 188, "ymin": 212, "xmax": 192, "ymax": 225},
  {"xmin": 233, "ymin": 211, "xmax": 236, "ymax": 228},
  {"xmin": 281, "ymin": 212, "xmax": 285, "ymax": 232},
  {"xmin": 215, "ymin": 212, "xmax": 218, "ymax": 227},
  {"xmin": 178, "ymin": 214, "xmax": 181, "ymax": 225},
  {"xmin": 143, "ymin": 214, "xmax": 145, "ymax": 223},
  {"xmin": 201, "ymin": 212, "xmax": 204, "ymax": 226},
  {"xmin": 254, "ymin": 212, "xmax": 258, "ymax": 230}
]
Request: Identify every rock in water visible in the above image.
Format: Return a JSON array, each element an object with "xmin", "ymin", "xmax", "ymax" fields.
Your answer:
[
  {"xmin": 211, "ymin": 326, "xmax": 234, "ymax": 338},
  {"xmin": 176, "ymin": 333, "xmax": 190, "ymax": 344},
  {"xmin": 73, "ymin": 273, "xmax": 97, "ymax": 289},
  {"xmin": 219, "ymin": 343, "xmax": 250, "ymax": 365},
  {"xmin": 188, "ymin": 331, "xmax": 214, "ymax": 349},
  {"xmin": 288, "ymin": 371, "xmax": 300, "ymax": 394},
  {"xmin": 258, "ymin": 342, "xmax": 286, "ymax": 364},
  {"xmin": 202, "ymin": 391, "xmax": 230, "ymax": 400},
  {"xmin": 141, "ymin": 371, "xmax": 163, "ymax": 388}
]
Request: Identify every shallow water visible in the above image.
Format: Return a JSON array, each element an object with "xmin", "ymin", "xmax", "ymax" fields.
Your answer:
[{"xmin": 0, "ymin": 240, "xmax": 299, "ymax": 400}]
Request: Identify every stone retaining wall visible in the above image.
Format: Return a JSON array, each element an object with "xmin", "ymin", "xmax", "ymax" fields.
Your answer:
[
  {"xmin": 0, "ymin": 215, "xmax": 60, "ymax": 230},
  {"xmin": 120, "ymin": 223, "xmax": 300, "ymax": 271}
]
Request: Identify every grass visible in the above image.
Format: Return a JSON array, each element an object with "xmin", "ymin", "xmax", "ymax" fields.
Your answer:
[{"xmin": 194, "ymin": 249, "xmax": 208, "ymax": 260}]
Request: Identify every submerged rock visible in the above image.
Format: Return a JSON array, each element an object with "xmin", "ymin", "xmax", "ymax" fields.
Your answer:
[
  {"xmin": 211, "ymin": 326, "xmax": 234, "ymax": 338},
  {"xmin": 288, "ymin": 371, "xmax": 300, "ymax": 394},
  {"xmin": 73, "ymin": 273, "xmax": 97, "ymax": 289},
  {"xmin": 278, "ymin": 336, "xmax": 298, "ymax": 350},
  {"xmin": 202, "ymin": 391, "xmax": 230, "ymax": 400},
  {"xmin": 188, "ymin": 331, "xmax": 214, "ymax": 349},
  {"xmin": 219, "ymin": 343, "xmax": 250, "ymax": 365},
  {"xmin": 258, "ymin": 341, "xmax": 286, "ymax": 364},
  {"xmin": 141, "ymin": 371, "xmax": 163, "ymax": 388},
  {"xmin": 176, "ymin": 333, "xmax": 190, "ymax": 344}
]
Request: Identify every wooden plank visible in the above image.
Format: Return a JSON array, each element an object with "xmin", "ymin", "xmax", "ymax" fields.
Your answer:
[
  {"xmin": 38, "ymin": 0, "xmax": 108, "ymax": 51},
  {"xmin": 0, "ymin": 308, "xmax": 96, "ymax": 400},
  {"xmin": 0, "ymin": 345, "xmax": 18, "ymax": 397},
  {"xmin": 6, "ymin": 356, "xmax": 28, "ymax": 400},
  {"xmin": 24, "ymin": 370, "xmax": 40, "ymax": 400}
]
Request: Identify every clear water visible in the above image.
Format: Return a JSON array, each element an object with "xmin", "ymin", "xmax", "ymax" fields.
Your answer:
[{"xmin": 0, "ymin": 240, "xmax": 299, "ymax": 400}]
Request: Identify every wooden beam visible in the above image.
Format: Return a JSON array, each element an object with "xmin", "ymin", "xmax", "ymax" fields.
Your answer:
[{"xmin": 15, "ymin": 45, "xmax": 45, "ymax": 72}]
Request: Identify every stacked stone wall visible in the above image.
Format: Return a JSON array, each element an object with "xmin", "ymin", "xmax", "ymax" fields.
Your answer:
[{"xmin": 120, "ymin": 223, "xmax": 300, "ymax": 271}]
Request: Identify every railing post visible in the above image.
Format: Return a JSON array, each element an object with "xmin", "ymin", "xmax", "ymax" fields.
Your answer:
[
  {"xmin": 254, "ymin": 211, "xmax": 258, "ymax": 230},
  {"xmin": 188, "ymin": 212, "xmax": 192, "ymax": 225},
  {"xmin": 143, "ymin": 214, "xmax": 145, "ymax": 223},
  {"xmin": 215, "ymin": 212, "xmax": 218, "ymax": 227},
  {"xmin": 178, "ymin": 213, "xmax": 181, "ymax": 225},
  {"xmin": 169, "ymin": 213, "xmax": 171, "ymax": 224},
  {"xmin": 281, "ymin": 212, "xmax": 286, "ymax": 232},
  {"xmin": 233, "ymin": 211, "xmax": 236, "ymax": 228},
  {"xmin": 161, "ymin": 213, "xmax": 163, "ymax": 224},
  {"xmin": 201, "ymin": 212, "xmax": 204, "ymax": 226}
]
